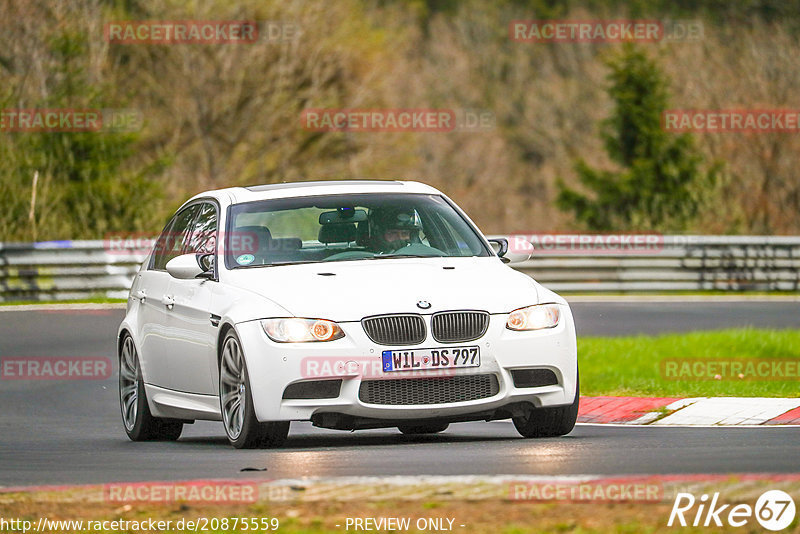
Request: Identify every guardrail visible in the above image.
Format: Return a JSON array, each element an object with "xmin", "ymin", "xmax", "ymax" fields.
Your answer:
[
  {"xmin": 0, "ymin": 240, "xmax": 148, "ymax": 302},
  {"xmin": 507, "ymin": 235, "xmax": 800, "ymax": 293},
  {"xmin": 1, "ymin": 236, "xmax": 799, "ymax": 301}
]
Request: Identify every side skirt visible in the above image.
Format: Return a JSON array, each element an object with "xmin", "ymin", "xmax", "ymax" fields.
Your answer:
[{"xmin": 144, "ymin": 383, "xmax": 222, "ymax": 421}]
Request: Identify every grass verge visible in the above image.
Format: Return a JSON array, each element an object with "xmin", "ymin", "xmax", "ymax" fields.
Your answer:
[
  {"xmin": 581, "ymin": 328, "xmax": 800, "ymax": 397},
  {"xmin": 3, "ymin": 476, "xmax": 797, "ymax": 534}
]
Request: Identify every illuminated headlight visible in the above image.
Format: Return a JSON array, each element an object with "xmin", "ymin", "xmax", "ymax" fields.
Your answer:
[
  {"xmin": 261, "ymin": 318, "xmax": 345, "ymax": 342},
  {"xmin": 506, "ymin": 304, "xmax": 561, "ymax": 331}
]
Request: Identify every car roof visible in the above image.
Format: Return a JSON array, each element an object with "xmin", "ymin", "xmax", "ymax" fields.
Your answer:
[{"xmin": 185, "ymin": 180, "xmax": 442, "ymax": 206}]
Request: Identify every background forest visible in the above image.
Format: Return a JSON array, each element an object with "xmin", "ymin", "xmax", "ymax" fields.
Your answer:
[{"xmin": 2, "ymin": 0, "xmax": 799, "ymax": 240}]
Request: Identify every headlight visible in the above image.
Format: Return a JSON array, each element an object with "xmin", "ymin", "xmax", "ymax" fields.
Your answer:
[
  {"xmin": 261, "ymin": 318, "xmax": 345, "ymax": 342},
  {"xmin": 506, "ymin": 304, "xmax": 560, "ymax": 331}
]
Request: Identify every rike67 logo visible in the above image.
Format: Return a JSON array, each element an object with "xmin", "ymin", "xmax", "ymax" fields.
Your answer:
[{"xmin": 668, "ymin": 490, "xmax": 796, "ymax": 531}]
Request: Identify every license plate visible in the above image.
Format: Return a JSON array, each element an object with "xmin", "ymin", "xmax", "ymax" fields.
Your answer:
[{"xmin": 381, "ymin": 346, "xmax": 480, "ymax": 372}]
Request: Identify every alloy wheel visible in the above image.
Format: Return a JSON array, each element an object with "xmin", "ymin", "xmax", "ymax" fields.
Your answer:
[
  {"xmin": 220, "ymin": 336, "xmax": 246, "ymax": 440},
  {"xmin": 119, "ymin": 336, "xmax": 139, "ymax": 432}
]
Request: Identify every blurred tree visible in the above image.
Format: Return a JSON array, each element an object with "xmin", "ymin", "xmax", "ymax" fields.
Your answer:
[
  {"xmin": 2, "ymin": 0, "xmax": 799, "ymax": 239},
  {"xmin": 556, "ymin": 44, "xmax": 719, "ymax": 231},
  {"xmin": 29, "ymin": 31, "xmax": 164, "ymax": 238},
  {"xmin": 0, "ymin": 2, "xmax": 165, "ymax": 241}
]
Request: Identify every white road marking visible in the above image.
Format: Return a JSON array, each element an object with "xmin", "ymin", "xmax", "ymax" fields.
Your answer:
[{"xmin": 651, "ymin": 397, "xmax": 800, "ymax": 426}]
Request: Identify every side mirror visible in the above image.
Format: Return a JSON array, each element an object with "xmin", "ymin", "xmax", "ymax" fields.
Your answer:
[
  {"xmin": 488, "ymin": 237, "xmax": 533, "ymax": 264},
  {"xmin": 166, "ymin": 253, "xmax": 214, "ymax": 280},
  {"xmin": 487, "ymin": 238, "xmax": 510, "ymax": 263}
]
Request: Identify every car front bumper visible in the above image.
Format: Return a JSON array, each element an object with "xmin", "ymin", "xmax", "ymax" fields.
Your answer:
[{"xmin": 236, "ymin": 306, "xmax": 578, "ymax": 425}]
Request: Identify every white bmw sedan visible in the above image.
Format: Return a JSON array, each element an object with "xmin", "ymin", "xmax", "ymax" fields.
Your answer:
[{"xmin": 118, "ymin": 180, "xmax": 578, "ymax": 448}]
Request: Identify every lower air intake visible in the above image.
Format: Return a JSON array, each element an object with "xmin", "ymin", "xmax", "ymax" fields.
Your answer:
[{"xmin": 359, "ymin": 374, "xmax": 499, "ymax": 405}]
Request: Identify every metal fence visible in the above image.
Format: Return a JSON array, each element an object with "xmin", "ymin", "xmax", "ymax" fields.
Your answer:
[
  {"xmin": 506, "ymin": 235, "xmax": 800, "ymax": 293},
  {"xmin": 1, "ymin": 235, "xmax": 799, "ymax": 302},
  {"xmin": 0, "ymin": 240, "xmax": 148, "ymax": 302}
]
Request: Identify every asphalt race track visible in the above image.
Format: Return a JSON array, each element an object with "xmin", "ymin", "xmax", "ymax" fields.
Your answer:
[{"xmin": 1, "ymin": 301, "xmax": 799, "ymax": 486}]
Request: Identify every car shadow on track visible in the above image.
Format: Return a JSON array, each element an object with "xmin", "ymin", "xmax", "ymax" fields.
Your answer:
[
  {"xmin": 174, "ymin": 424, "xmax": 580, "ymax": 449},
  {"xmin": 176, "ymin": 433, "xmax": 517, "ymax": 449}
]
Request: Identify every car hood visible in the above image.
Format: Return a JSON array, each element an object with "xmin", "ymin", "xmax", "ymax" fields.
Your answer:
[{"xmin": 225, "ymin": 257, "xmax": 543, "ymax": 321}]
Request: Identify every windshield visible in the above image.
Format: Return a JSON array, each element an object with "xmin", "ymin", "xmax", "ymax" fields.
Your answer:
[{"xmin": 224, "ymin": 193, "xmax": 490, "ymax": 268}]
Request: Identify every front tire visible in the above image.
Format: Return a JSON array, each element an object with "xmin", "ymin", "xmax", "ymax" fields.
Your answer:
[
  {"xmin": 119, "ymin": 334, "xmax": 183, "ymax": 441},
  {"xmin": 219, "ymin": 330, "xmax": 289, "ymax": 449},
  {"xmin": 513, "ymin": 373, "xmax": 579, "ymax": 438}
]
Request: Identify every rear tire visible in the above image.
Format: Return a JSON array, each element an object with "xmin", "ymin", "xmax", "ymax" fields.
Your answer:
[
  {"xmin": 119, "ymin": 334, "xmax": 183, "ymax": 441},
  {"xmin": 512, "ymin": 372, "xmax": 579, "ymax": 438},
  {"xmin": 398, "ymin": 422, "xmax": 449, "ymax": 435},
  {"xmin": 220, "ymin": 330, "xmax": 289, "ymax": 449}
]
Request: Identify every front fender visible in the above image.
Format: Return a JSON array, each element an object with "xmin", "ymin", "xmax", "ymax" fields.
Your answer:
[{"xmin": 213, "ymin": 283, "xmax": 294, "ymax": 326}]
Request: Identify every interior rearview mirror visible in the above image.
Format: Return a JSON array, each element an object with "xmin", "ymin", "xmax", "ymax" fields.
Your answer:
[{"xmin": 319, "ymin": 208, "xmax": 368, "ymax": 225}]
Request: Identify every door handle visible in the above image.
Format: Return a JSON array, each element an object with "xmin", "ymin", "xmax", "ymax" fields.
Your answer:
[
  {"xmin": 134, "ymin": 289, "xmax": 146, "ymax": 303},
  {"xmin": 161, "ymin": 295, "xmax": 175, "ymax": 309}
]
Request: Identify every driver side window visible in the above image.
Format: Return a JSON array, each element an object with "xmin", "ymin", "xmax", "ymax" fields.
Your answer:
[
  {"xmin": 151, "ymin": 204, "xmax": 201, "ymax": 271},
  {"xmin": 185, "ymin": 203, "xmax": 218, "ymax": 255}
]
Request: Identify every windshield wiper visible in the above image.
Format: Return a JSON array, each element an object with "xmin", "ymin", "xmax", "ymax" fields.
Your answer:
[
  {"xmin": 366, "ymin": 254, "xmax": 442, "ymax": 260},
  {"xmin": 262, "ymin": 260, "xmax": 321, "ymax": 267}
]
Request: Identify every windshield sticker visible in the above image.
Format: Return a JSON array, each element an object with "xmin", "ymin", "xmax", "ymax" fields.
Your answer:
[{"xmin": 236, "ymin": 254, "xmax": 255, "ymax": 265}]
